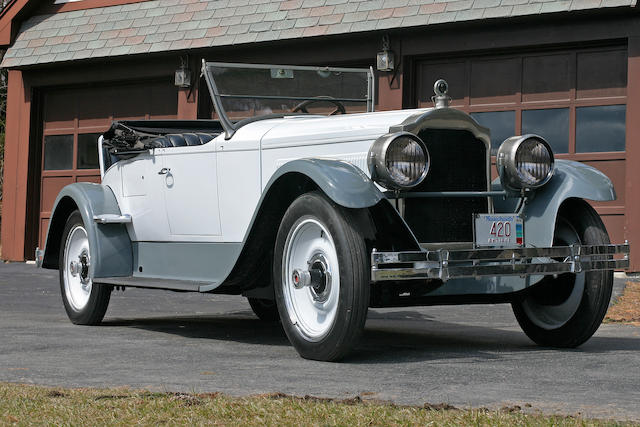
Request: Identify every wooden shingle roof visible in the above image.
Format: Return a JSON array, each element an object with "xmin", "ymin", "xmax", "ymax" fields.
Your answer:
[{"xmin": 2, "ymin": 0, "xmax": 637, "ymax": 67}]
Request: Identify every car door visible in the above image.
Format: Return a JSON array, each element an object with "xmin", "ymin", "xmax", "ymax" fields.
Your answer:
[
  {"xmin": 116, "ymin": 152, "xmax": 171, "ymax": 242},
  {"xmin": 157, "ymin": 143, "xmax": 222, "ymax": 240}
]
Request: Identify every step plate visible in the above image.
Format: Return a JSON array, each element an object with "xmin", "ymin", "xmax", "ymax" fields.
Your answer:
[{"xmin": 97, "ymin": 276, "xmax": 216, "ymax": 292}]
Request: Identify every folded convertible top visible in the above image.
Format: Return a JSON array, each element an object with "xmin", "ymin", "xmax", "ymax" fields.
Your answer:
[{"xmin": 102, "ymin": 120, "xmax": 224, "ymax": 153}]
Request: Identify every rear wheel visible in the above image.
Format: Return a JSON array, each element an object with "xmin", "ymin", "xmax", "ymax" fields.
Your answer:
[
  {"xmin": 59, "ymin": 211, "xmax": 111, "ymax": 325},
  {"xmin": 512, "ymin": 201, "xmax": 613, "ymax": 347},
  {"xmin": 274, "ymin": 192, "xmax": 369, "ymax": 361}
]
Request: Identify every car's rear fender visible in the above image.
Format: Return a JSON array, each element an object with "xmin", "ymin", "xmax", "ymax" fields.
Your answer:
[
  {"xmin": 42, "ymin": 183, "xmax": 133, "ymax": 278},
  {"xmin": 492, "ymin": 159, "xmax": 617, "ymax": 247}
]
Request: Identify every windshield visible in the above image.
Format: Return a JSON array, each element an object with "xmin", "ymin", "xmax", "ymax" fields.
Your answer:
[{"xmin": 202, "ymin": 61, "xmax": 374, "ymax": 138}]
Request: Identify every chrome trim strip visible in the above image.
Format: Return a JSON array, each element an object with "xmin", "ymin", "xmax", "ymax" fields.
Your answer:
[
  {"xmin": 419, "ymin": 242, "xmax": 474, "ymax": 250},
  {"xmin": 372, "ymin": 259, "xmax": 629, "ymax": 282},
  {"xmin": 385, "ymin": 191, "xmax": 509, "ymax": 199},
  {"xmin": 93, "ymin": 214, "xmax": 132, "ymax": 224},
  {"xmin": 371, "ymin": 243, "xmax": 630, "ymax": 282}
]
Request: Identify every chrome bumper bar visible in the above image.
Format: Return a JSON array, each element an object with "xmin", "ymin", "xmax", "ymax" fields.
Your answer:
[
  {"xmin": 371, "ymin": 243, "xmax": 630, "ymax": 282},
  {"xmin": 35, "ymin": 248, "xmax": 44, "ymax": 268}
]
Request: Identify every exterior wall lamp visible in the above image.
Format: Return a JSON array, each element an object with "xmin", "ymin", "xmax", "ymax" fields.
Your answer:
[
  {"xmin": 175, "ymin": 55, "xmax": 192, "ymax": 88},
  {"xmin": 376, "ymin": 34, "xmax": 395, "ymax": 72}
]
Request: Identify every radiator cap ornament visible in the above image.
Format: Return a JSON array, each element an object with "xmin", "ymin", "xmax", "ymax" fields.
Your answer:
[{"xmin": 433, "ymin": 79, "xmax": 451, "ymax": 109}]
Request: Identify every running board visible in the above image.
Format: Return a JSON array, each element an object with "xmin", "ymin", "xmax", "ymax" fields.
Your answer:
[{"xmin": 96, "ymin": 276, "xmax": 217, "ymax": 292}]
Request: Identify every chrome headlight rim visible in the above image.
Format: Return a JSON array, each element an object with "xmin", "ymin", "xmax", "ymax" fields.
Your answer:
[
  {"xmin": 368, "ymin": 132, "xmax": 430, "ymax": 190},
  {"xmin": 497, "ymin": 134, "xmax": 554, "ymax": 191}
]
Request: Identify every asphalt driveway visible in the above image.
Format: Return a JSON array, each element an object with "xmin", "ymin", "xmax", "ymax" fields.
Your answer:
[{"xmin": 1, "ymin": 262, "xmax": 639, "ymax": 420}]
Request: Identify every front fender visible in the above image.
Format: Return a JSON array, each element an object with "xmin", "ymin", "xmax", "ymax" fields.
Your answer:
[
  {"xmin": 267, "ymin": 158, "xmax": 385, "ymax": 208},
  {"xmin": 42, "ymin": 183, "xmax": 133, "ymax": 278},
  {"xmin": 214, "ymin": 158, "xmax": 392, "ymax": 292},
  {"xmin": 493, "ymin": 159, "xmax": 616, "ymax": 247}
]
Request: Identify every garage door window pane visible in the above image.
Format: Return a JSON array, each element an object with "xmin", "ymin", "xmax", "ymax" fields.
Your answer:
[
  {"xmin": 43, "ymin": 135, "xmax": 73, "ymax": 170},
  {"xmin": 78, "ymin": 133, "xmax": 102, "ymax": 169},
  {"xmin": 522, "ymin": 108, "xmax": 569, "ymax": 154},
  {"xmin": 470, "ymin": 111, "xmax": 515, "ymax": 155},
  {"xmin": 576, "ymin": 105, "xmax": 626, "ymax": 153}
]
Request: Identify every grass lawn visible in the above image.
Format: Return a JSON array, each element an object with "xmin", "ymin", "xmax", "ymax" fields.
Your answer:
[
  {"xmin": 0, "ymin": 383, "xmax": 636, "ymax": 426},
  {"xmin": 606, "ymin": 281, "xmax": 640, "ymax": 326}
]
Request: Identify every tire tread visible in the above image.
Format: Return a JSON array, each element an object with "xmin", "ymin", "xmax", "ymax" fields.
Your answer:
[
  {"xmin": 59, "ymin": 211, "xmax": 111, "ymax": 326},
  {"xmin": 274, "ymin": 191, "xmax": 370, "ymax": 361},
  {"xmin": 512, "ymin": 200, "xmax": 613, "ymax": 348}
]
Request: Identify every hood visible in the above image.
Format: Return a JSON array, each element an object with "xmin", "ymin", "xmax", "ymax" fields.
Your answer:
[{"xmin": 259, "ymin": 108, "xmax": 429, "ymax": 149}]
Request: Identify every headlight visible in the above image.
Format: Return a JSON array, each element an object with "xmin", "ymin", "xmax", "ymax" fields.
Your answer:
[
  {"xmin": 368, "ymin": 132, "xmax": 429, "ymax": 190},
  {"xmin": 497, "ymin": 134, "xmax": 554, "ymax": 191}
]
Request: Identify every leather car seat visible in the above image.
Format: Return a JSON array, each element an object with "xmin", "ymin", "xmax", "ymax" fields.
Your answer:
[{"xmin": 151, "ymin": 133, "xmax": 219, "ymax": 148}]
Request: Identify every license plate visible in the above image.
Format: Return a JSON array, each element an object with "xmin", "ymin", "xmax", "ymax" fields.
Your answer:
[{"xmin": 474, "ymin": 214, "xmax": 524, "ymax": 247}]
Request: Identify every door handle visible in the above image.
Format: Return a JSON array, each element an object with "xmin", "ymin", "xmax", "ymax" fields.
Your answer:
[{"xmin": 158, "ymin": 168, "xmax": 171, "ymax": 175}]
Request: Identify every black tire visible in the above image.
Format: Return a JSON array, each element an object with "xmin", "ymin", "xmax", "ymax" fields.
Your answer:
[
  {"xmin": 247, "ymin": 297, "xmax": 280, "ymax": 322},
  {"xmin": 512, "ymin": 200, "xmax": 613, "ymax": 347},
  {"xmin": 273, "ymin": 192, "xmax": 370, "ymax": 361},
  {"xmin": 59, "ymin": 211, "xmax": 111, "ymax": 325}
]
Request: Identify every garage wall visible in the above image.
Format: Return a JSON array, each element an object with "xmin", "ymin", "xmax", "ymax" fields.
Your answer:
[
  {"xmin": 414, "ymin": 46, "xmax": 628, "ymax": 245},
  {"xmin": 38, "ymin": 81, "xmax": 178, "ymax": 248}
]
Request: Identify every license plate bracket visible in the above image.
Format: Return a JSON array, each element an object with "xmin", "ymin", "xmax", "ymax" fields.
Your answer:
[{"xmin": 474, "ymin": 214, "xmax": 524, "ymax": 248}]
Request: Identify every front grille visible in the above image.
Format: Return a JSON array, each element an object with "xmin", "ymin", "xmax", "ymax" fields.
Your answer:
[{"xmin": 403, "ymin": 129, "xmax": 488, "ymax": 243}]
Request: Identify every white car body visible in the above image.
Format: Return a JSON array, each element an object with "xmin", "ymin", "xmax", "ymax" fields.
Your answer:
[{"xmin": 102, "ymin": 109, "xmax": 421, "ymax": 244}]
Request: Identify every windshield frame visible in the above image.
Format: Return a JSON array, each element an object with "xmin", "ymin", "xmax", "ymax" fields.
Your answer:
[{"xmin": 201, "ymin": 60, "xmax": 375, "ymax": 139}]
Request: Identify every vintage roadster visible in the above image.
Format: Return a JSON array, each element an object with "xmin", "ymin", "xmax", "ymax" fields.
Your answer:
[{"xmin": 37, "ymin": 62, "xmax": 630, "ymax": 361}]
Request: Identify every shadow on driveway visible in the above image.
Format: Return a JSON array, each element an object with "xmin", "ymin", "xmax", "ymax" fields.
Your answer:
[{"xmin": 99, "ymin": 310, "xmax": 640, "ymax": 364}]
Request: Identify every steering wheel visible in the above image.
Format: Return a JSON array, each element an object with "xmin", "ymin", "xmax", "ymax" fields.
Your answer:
[{"xmin": 291, "ymin": 96, "xmax": 347, "ymax": 115}]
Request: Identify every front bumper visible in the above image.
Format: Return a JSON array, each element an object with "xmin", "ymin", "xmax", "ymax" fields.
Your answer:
[
  {"xmin": 35, "ymin": 248, "xmax": 44, "ymax": 268},
  {"xmin": 371, "ymin": 243, "xmax": 630, "ymax": 282}
]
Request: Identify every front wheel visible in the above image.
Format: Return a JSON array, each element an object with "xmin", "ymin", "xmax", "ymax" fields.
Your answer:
[
  {"xmin": 274, "ymin": 192, "xmax": 370, "ymax": 361},
  {"xmin": 512, "ymin": 201, "xmax": 613, "ymax": 347},
  {"xmin": 247, "ymin": 297, "xmax": 279, "ymax": 322},
  {"xmin": 59, "ymin": 211, "xmax": 112, "ymax": 325}
]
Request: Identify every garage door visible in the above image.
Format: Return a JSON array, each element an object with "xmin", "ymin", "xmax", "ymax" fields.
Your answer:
[
  {"xmin": 39, "ymin": 81, "xmax": 178, "ymax": 248},
  {"xmin": 415, "ymin": 46, "xmax": 627, "ymax": 244}
]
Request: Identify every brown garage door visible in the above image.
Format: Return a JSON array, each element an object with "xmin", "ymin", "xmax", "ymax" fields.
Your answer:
[
  {"xmin": 39, "ymin": 81, "xmax": 178, "ymax": 248},
  {"xmin": 415, "ymin": 46, "xmax": 627, "ymax": 244}
]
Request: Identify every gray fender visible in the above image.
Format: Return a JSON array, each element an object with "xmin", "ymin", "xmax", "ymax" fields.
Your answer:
[
  {"xmin": 42, "ymin": 183, "xmax": 133, "ymax": 278},
  {"xmin": 215, "ymin": 158, "xmax": 391, "ymax": 291},
  {"xmin": 493, "ymin": 159, "xmax": 616, "ymax": 247},
  {"xmin": 267, "ymin": 158, "xmax": 385, "ymax": 208}
]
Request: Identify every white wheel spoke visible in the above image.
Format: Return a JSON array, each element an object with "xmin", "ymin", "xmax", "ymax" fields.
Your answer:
[
  {"xmin": 63, "ymin": 225, "xmax": 92, "ymax": 311},
  {"xmin": 282, "ymin": 218, "xmax": 340, "ymax": 341}
]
